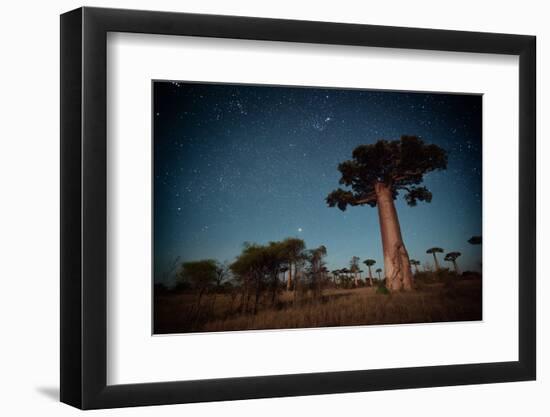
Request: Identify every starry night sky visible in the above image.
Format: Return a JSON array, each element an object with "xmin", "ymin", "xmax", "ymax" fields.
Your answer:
[{"xmin": 153, "ymin": 81, "xmax": 482, "ymax": 285}]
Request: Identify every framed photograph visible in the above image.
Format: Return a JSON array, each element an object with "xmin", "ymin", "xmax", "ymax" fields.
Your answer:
[{"xmin": 60, "ymin": 7, "xmax": 536, "ymax": 409}]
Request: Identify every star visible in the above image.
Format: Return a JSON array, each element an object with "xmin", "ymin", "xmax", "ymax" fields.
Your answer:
[{"xmin": 153, "ymin": 80, "xmax": 482, "ymax": 277}]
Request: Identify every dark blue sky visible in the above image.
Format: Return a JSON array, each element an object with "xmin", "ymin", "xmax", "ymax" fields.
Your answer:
[{"xmin": 153, "ymin": 81, "xmax": 482, "ymax": 284}]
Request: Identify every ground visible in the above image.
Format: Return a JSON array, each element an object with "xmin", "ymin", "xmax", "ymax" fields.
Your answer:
[{"xmin": 154, "ymin": 277, "xmax": 482, "ymax": 334}]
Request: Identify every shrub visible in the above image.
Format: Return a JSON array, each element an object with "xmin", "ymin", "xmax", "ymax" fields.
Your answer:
[{"xmin": 376, "ymin": 285, "xmax": 390, "ymax": 295}]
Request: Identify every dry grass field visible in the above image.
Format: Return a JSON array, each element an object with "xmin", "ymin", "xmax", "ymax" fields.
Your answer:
[{"xmin": 154, "ymin": 277, "xmax": 482, "ymax": 334}]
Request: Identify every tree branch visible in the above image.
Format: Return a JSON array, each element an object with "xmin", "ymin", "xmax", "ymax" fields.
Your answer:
[
  {"xmin": 393, "ymin": 170, "xmax": 424, "ymax": 182},
  {"xmin": 351, "ymin": 194, "xmax": 377, "ymax": 206}
]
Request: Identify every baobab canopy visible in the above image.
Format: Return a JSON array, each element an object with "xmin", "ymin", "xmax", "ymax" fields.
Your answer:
[
  {"xmin": 468, "ymin": 236, "xmax": 482, "ymax": 245},
  {"xmin": 326, "ymin": 136, "xmax": 447, "ymax": 210},
  {"xmin": 444, "ymin": 252, "xmax": 462, "ymax": 262}
]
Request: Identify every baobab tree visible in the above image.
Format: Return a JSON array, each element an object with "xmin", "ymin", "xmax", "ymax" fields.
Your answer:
[
  {"xmin": 308, "ymin": 245, "xmax": 327, "ymax": 297},
  {"xmin": 375, "ymin": 268, "xmax": 382, "ymax": 280},
  {"xmin": 350, "ymin": 256, "xmax": 361, "ymax": 287},
  {"xmin": 444, "ymin": 252, "xmax": 462, "ymax": 275},
  {"xmin": 363, "ymin": 259, "xmax": 376, "ymax": 286},
  {"xmin": 282, "ymin": 238, "xmax": 305, "ymax": 291},
  {"xmin": 327, "ymin": 136, "xmax": 447, "ymax": 291},
  {"xmin": 341, "ymin": 268, "xmax": 352, "ymax": 288},
  {"xmin": 426, "ymin": 247, "xmax": 444, "ymax": 271},
  {"xmin": 331, "ymin": 269, "xmax": 340, "ymax": 286},
  {"xmin": 468, "ymin": 236, "xmax": 482, "ymax": 245},
  {"xmin": 410, "ymin": 259, "xmax": 421, "ymax": 274}
]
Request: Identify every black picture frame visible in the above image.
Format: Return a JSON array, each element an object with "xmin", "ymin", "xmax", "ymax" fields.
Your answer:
[{"xmin": 60, "ymin": 6, "xmax": 536, "ymax": 410}]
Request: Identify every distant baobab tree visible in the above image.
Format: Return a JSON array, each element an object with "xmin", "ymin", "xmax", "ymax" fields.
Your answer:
[
  {"xmin": 308, "ymin": 245, "xmax": 327, "ymax": 297},
  {"xmin": 363, "ymin": 259, "xmax": 376, "ymax": 286},
  {"xmin": 331, "ymin": 269, "xmax": 340, "ymax": 286},
  {"xmin": 341, "ymin": 268, "xmax": 352, "ymax": 288},
  {"xmin": 426, "ymin": 247, "xmax": 444, "ymax": 271},
  {"xmin": 327, "ymin": 136, "xmax": 447, "ymax": 291},
  {"xmin": 410, "ymin": 259, "xmax": 421, "ymax": 274},
  {"xmin": 350, "ymin": 256, "xmax": 361, "ymax": 287},
  {"xmin": 375, "ymin": 268, "xmax": 382, "ymax": 280},
  {"xmin": 444, "ymin": 252, "xmax": 462, "ymax": 274},
  {"xmin": 468, "ymin": 236, "xmax": 482, "ymax": 245}
]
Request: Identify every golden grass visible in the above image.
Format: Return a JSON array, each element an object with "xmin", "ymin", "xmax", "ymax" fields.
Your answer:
[{"xmin": 154, "ymin": 280, "xmax": 481, "ymax": 334}]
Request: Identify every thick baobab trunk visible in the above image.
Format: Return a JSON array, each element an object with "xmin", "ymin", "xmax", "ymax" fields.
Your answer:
[
  {"xmin": 432, "ymin": 253, "xmax": 440, "ymax": 271},
  {"xmin": 375, "ymin": 182, "xmax": 414, "ymax": 291},
  {"xmin": 354, "ymin": 273, "xmax": 358, "ymax": 287}
]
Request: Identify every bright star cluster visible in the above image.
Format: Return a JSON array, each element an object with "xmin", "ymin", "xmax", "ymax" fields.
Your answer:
[{"xmin": 154, "ymin": 82, "xmax": 482, "ymax": 284}]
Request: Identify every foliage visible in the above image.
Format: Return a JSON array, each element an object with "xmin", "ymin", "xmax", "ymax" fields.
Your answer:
[
  {"xmin": 281, "ymin": 238, "xmax": 306, "ymax": 265},
  {"xmin": 363, "ymin": 259, "xmax": 376, "ymax": 267},
  {"xmin": 376, "ymin": 285, "xmax": 390, "ymax": 295},
  {"xmin": 306, "ymin": 245, "xmax": 328, "ymax": 294},
  {"xmin": 176, "ymin": 259, "xmax": 218, "ymax": 293},
  {"xmin": 468, "ymin": 236, "xmax": 482, "ymax": 245},
  {"xmin": 444, "ymin": 252, "xmax": 461, "ymax": 262},
  {"xmin": 349, "ymin": 256, "xmax": 360, "ymax": 273},
  {"xmin": 326, "ymin": 136, "xmax": 447, "ymax": 211}
]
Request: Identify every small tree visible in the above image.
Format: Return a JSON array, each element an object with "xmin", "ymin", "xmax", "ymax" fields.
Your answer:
[
  {"xmin": 340, "ymin": 268, "xmax": 352, "ymax": 288},
  {"xmin": 375, "ymin": 268, "xmax": 382, "ymax": 280},
  {"xmin": 230, "ymin": 243, "xmax": 271, "ymax": 314},
  {"xmin": 177, "ymin": 260, "xmax": 218, "ymax": 310},
  {"xmin": 308, "ymin": 245, "xmax": 328, "ymax": 298},
  {"xmin": 214, "ymin": 260, "xmax": 230, "ymax": 289},
  {"xmin": 426, "ymin": 247, "xmax": 444, "ymax": 271},
  {"xmin": 350, "ymin": 256, "xmax": 361, "ymax": 287},
  {"xmin": 327, "ymin": 136, "xmax": 447, "ymax": 291},
  {"xmin": 282, "ymin": 238, "xmax": 306, "ymax": 291},
  {"xmin": 410, "ymin": 259, "xmax": 421, "ymax": 274},
  {"xmin": 363, "ymin": 259, "xmax": 376, "ymax": 286},
  {"xmin": 444, "ymin": 252, "xmax": 462, "ymax": 275}
]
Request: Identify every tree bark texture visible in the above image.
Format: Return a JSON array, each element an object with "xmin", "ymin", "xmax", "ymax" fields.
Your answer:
[{"xmin": 375, "ymin": 182, "xmax": 414, "ymax": 291}]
